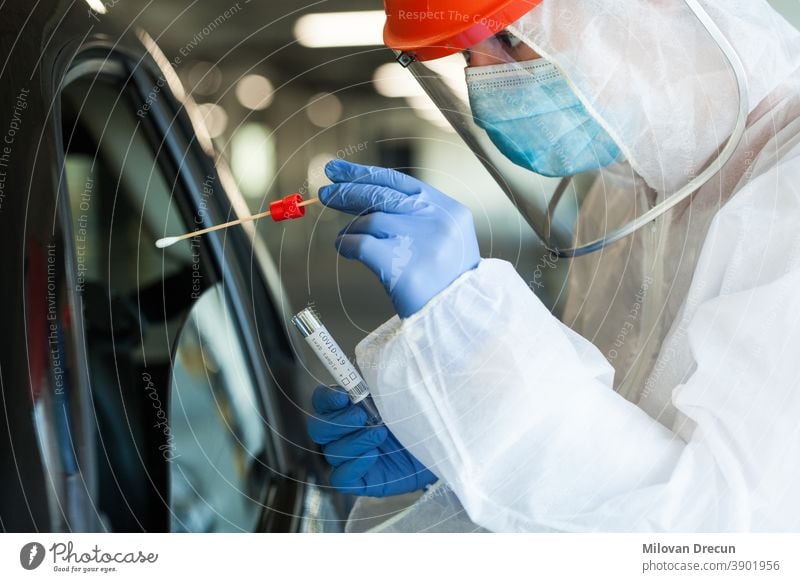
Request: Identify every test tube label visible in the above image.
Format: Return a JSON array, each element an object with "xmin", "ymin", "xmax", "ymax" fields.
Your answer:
[{"xmin": 303, "ymin": 328, "xmax": 369, "ymax": 402}]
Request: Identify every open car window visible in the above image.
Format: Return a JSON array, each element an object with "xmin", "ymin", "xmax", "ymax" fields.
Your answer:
[{"xmin": 60, "ymin": 68, "xmax": 268, "ymax": 532}]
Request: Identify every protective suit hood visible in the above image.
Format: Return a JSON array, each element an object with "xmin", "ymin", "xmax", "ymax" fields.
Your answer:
[{"xmin": 511, "ymin": 0, "xmax": 800, "ymax": 195}]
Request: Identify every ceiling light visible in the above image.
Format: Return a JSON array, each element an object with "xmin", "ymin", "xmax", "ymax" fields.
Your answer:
[
  {"xmin": 231, "ymin": 124, "xmax": 276, "ymax": 199},
  {"xmin": 196, "ymin": 103, "xmax": 228, "ymax": 139},
  {"xmin": 294, "ymin": 11, "xmax": 385, "ymax": 48},
  {"xmin": 84, "ymin": 0, "xmax": 107, "ymax": 14},
  {"xmin": 306, "ymin": 93, "xmax": 343, "ymax": 128},
  {"xmin": 235, "ymin": 74, "xmax": 274, "ymax": 111},
  {"xmin": 187, "ymin": 61, "xmax": 223, "ymax": 96},
  {"xmin": 373, "ymin": 63, "xmax": 425, "ymax": 98}
]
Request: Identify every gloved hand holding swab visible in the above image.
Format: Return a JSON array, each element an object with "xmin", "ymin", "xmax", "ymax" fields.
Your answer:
[{"xmin": 155, "ymin": 193, "xmax": 319, "ymax": 249}]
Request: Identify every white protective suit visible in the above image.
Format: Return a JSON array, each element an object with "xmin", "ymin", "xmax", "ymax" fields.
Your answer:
[{"xmin": 348, "ymin": 0, "xmax": 800, "ymax": 532}]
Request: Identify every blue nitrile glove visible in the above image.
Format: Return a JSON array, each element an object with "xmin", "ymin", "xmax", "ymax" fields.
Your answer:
[
  {"xmin": 307, "ymin": 385, "xmax": 437, "ymax": 497},
  {"xmin": 320, "ymin": 160, "xmax": 481, "ymax": 318}
]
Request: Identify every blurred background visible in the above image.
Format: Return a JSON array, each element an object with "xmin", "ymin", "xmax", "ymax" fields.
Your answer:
[{"xmin": 113, "ymin": 0, "xmax": 800, "ymax": 361}]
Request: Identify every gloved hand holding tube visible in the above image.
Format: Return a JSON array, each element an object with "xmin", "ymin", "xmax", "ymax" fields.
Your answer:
[
  {"xmin": 294, "ymin": 306, "xmax": 437, "ymax": 496},
  {"xmin": 307, "ymin": 385, "xmax": 437, "ymax": 497}
]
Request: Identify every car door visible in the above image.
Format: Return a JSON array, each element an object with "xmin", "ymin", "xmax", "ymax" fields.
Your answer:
[{"xmin": 48, "ymin": 38, "xmax": 339, "ymax": 532}]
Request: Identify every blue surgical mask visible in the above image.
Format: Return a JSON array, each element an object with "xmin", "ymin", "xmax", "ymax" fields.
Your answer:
[{"xmin": 466, "ymin": 59, "xmax": 622, "ymax": 177}]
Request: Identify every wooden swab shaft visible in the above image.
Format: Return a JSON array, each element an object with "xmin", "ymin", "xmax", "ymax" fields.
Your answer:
[{"xmin": 160, "ymin": 197, "xmax": 320, "ymax": 246}]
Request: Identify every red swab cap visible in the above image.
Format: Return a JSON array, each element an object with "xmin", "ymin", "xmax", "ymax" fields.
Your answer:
[{"xmin": 270, "ymin": 193, "xmax": 306, "ymax": 222}]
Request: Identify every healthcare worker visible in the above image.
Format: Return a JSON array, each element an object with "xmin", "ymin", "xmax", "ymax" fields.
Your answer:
[{"xmin": 307, "ymin": 0, "xmax": 800, "ymax": 532}]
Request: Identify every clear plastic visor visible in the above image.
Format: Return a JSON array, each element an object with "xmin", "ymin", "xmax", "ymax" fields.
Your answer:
[
  {"xmin": 399, "ymin": 31, "xmax": 632, "ymax": 257},
  {"xmin": 397, "ymin": 10, "xmax": 748, "ymax": 258}
]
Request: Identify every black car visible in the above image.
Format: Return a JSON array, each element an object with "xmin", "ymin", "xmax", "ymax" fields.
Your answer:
[{"xmin": 0, "ymin": 0, "xmax": 340, "ymax": 532}]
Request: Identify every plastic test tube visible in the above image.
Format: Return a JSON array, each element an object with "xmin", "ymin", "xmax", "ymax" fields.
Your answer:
[{"xmin": 292, "ymin": 307, "xmax": 382, "ymax": 425}]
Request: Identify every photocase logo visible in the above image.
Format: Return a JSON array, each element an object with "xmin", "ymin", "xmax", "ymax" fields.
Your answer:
[{"xmin": 20, "ymin": 542, "xmax": 46, "ymax": 570}]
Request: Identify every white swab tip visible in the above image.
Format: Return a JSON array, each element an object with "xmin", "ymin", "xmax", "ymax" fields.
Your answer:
[{"xmin": 155, "ymin": 236, "xmax": 180, "ymax": 249}]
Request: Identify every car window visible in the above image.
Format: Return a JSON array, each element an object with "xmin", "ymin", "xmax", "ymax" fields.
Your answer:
[
  {"xmin": 60, "ymin": 71, "xmax": 267, "ymax": 532},
  {"xmin": 169, "ymin": 284, "xmax": 266, "ymax": 532}
]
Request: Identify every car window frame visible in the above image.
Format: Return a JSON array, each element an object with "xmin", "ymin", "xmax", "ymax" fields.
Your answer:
[{"xmin": 54, "ymin": 46, "xmax": 292, "ymax": 531}]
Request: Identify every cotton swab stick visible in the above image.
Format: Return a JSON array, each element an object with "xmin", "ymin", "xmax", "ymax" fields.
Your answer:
[{"xmin": 155, "ymin": 195, "xmax": 319, "ymax": 249}]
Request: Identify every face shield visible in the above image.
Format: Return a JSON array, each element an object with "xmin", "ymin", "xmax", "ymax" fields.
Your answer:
[{"xmin": 384, "ymin": 0, "xmax": 749, "ymax": 257}]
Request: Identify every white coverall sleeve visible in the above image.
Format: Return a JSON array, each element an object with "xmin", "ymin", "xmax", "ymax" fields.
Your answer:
[{"xmin": 355, "ymin": 258, "xmax": 800, "ymax": 532}]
